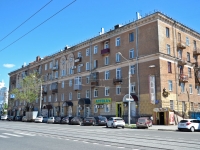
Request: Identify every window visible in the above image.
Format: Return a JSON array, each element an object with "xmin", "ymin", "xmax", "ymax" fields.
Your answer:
[
  {"xmin": 168, "ymin": 80, "xmax": 172, "ymax": 91},
  {"xmin": 116, "ymin": 68, "xmax": 121, "ymax": 79},
  {"xmin": 116, "ymin": 53, "xmax": 120, "ymax": 62},
  {"xmin": 74, "ymin": 77, "xmax": 82, "ymax": 85},
  {"xmin": 186, "ymin": 37, "xmax": 190, "ymax": 46},
  {"xmin": 94, "ymin": 45, "xmax": 98, "ymax": 54},
  {"xmin": 104, "ymin": 104, "xmax": 110, "ymax": 112},
  {"xmin": 104, "ymin": 41, "xmax": 109, "ymax": 49},
  {"xmin": 191, "ymin": 102, "xmax": 194, "ymax": 111},
  {"xmin": 181, "ymin": 83, "xmax": 185, "ymax": 93},
  {"xmin": 194, "ymin": 40, "xmax": 197, "ymax": 50},
  {"xmin": 105, "ymin": 87, "xmax": 110, "ymax": 96},
  {"xmin": 69, "ymin": 92, "xmax": 72, "ymax": 100},
  {"xmin": 129, "ymin": 49, "xmax": 134, "ymax": 59},
  {"xmin": 77, "ymin": 93, "xmax": 80, "ymax": 99},
  {"xmin": 198, "ymin": 103, "xmax": 200, "ymax": 110},
  {"xmin": 62, "ymin": 81, "xmax": 64, "ymax": 88},
  {"xmin": 69, "ymin": 79, "xmax": 72, "ymax": 87},
  {"xmin": 105, "ymin": 71, "xmax": 110, "ymax": 80},
  {"xmin": 116, "ymin": 37, "xmax": 120, "ymax": 46},
  {"xmin": 61, "ymin": 93, "xmax": 64, "ymax": 101},
  {"xmin": 93, "ymin": 60, "xmax": 98, "ymax": 69},
  {"xmin": 178, "ymin": 50, "xmax": 182, "ymax": 59},
  {"xmin": 131, "ymin": 82, "xmax": 136, "ymax": 93},
  {"xmin": 86, "ymin": 48, "xmax": 90, "ymax": 56},
  {"xmin": 44, "ymin": 96, "xmax": 46, "ymax": 102},
  {"xmin": 69, "ymin": 68, "xmax": 74, "ymax": 75},
  {"xmin": 129, "ymin": 32, "xmax": 134, "ymax": 42},
  {"xmin": 105, "ymin": 56, "xmax": 109, "ymax": 65},
  {"xmin": 49, "ymin": 73, "xmax": 52, "ymax": 80},
  {"xmin": 182, "ymin": 101, "xmax": 185, "ymax": 112},
  {"xmin": 188, "ymin": 68, "xmax": 192, "ymax": 78},
  {"xmin": 94, "ymin": 105, "xmax": 98, "ymax": 113},
  {"xmin": 36, "ymin": 99, "xmax": 38, "ymax": 103},
  {"xmin": 168, "ymin": 62, "xmax": 172, "ymax": 73},
  {"xmin": 49, "ymin": 84, "xmax": 51, "ymax": 90},
  {"xmin": 166, "ymin": 27, "xmax": 170, "ymax": 38},
  {"xmin": 94, "ymin": 89, "xmax": 98, "ymax": 97},
  {"xmin": 187, "ymin": 52, "xmax": 190, "ymax": 62},
  {"xmin": 45, "ymin": 64, "xmax": 48, "ymax": 70},
  {"xmin": 86, "ymin": 90, "xmax": 90, "ymax": 98},
  {"xmin": 48, "ymin": 95, "xmax": 51, "ymax": 102},
  {"xmin": 54, "ymin": 93, "xmax": 57, "ymax": 102},
  {"xmin": 197, "ymin": 86, "xmax": 200, "ymax": 95},
  {"xmin": 116, "ymin": 86, "xmax": 121, "ymax": 95},
  {"xmin": 130, "ymin": 65, "xmax": 135, "ymax": 74},
  {"xmin": 170, "ymin": 100, "xmax": 174, "ymax": 110},
  {"xmin": 167, "ymin": 44, "xmax": 170, "ymax": 55},
  {"xmin": 179, "ymin": 66, "xmax": 183, "ymax": 74},
  {"xmin": 86, "ymin": 76, "xmax": 90, "ymax": 84},
  {"xmin": 55, "ymin": 71, "xmax": 58, "ymax": 78},
  {"xmin": 61, "ymin": 69, "xmax": 66, "ymax": 76},
  {"xmin": 78, "ymin": 52, "xmax": 82, "ymax": 58},
  {"xmin": 77, "ymin": 65, "xmax": 81, "ymax": 73},
  {"xmin": 178, "ymin": 33, "xmax": 181, "ymax": 42},
  {"xmin": 189, "ymin": 84, "xmax": 193, "ymax": 94},
  {"xmin": 86, "ymin": 62, "xmax": 90, "ymax": 71},
  {"xmin": 49, "ymin": 62, "xmax": 53, "ymax": 69}
]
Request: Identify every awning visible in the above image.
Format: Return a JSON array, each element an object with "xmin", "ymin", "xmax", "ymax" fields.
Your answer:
[
  {"xmin": 78, "ymin": 98, "xmax": 90, "ymax": 105},
  {"xmin": 46, "ymin": 105, "xmax": 52, "ymax": 109},
  {"xmin": 63, "ymin": 101, "xmax": 73, "ymax": 107},
  {"xmin": 131, "ymin": 94, "xmax": 138, "ymax": 101}
]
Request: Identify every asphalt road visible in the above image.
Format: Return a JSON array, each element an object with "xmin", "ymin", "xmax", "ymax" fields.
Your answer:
[{"xmin": 0, "ymin": 121, "xmax": 200, "ymax": 150}]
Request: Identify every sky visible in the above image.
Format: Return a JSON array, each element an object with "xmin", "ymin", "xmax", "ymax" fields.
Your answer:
[{"xmin": 0, "ymin": 0, "xmax": 200, "ymax": 89}]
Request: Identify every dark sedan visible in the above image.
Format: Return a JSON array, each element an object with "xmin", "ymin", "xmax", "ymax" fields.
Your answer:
[
  {"xmin": 15, "ymin": 116, "xmax": 23, "ymax": 121},
  {"xmin": 70, "ymin": 117, "xmax": 83, "ymax": 125},
  {"xmin": 95, "ymin": 116, "xmax": 107, "ymax": 126},
  {"xmin": 8, "ymin": 116, "xmax": 15, "ymax": 121},
  {"xmin": 82, "ymin": 117, "xmax": 96, "ymax": 126},
  {"xmin": 54, "ymin": 117, "xmax": 63, "ymax": 124},
  {"xmin": 61, "ymin": 116, "xmax": 70, "ymax": 124}
]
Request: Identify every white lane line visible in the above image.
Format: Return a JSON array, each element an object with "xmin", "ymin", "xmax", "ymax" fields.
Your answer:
[
  {"xmin": 83, "ymin": 141, "xmax": 89, "ymax": 143},
  {"xmin": 73, "ymin": 140, "xmax": 78, "ymax": 141},
  {"xmin": 0, "ymin": 135, "xmax": 9, "ymax": 138},
  {"xmin": 154, "ymin": 136, "xmax": 160, "ymax": 137},
  {"xmin": 117, "ymin": 147, "xmax": 125, "ymax": 148},
  {"xmin": 178, "ymin": 138, "xmax": 184, "ymax": 139},
  {"xmin": 104, "ymin": 145, "xmax": 111, "ymax": 146},
  {"xmin": 144, "ymin": 135, "xmax": 149, "ymax": 136},
  {"xmin": 93, "ymin": 143, "xmax": 99, "ymax": 144},
  {"xmin": 3, "ymin": 133, "xmax": 23, "ymax": 137},
  {"xmin": 14, "ymin": 132, "xmax": 35, "ymax": 136},
  {"xmin": 132, "ymin": 149, "xmax": 140, "ymax": 150},
  {"xmin": 65, "ymin": 139, "xmax": 69, "ymax": 140}
]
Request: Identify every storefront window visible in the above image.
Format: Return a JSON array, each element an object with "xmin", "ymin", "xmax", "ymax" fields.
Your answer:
[
  {"xmin": 94, "ymin": 105, "xmax": 98, "ymax": 113},
  {"xmin": 104, "ymin": 104, "xmax": 110, "ymax": 112}
]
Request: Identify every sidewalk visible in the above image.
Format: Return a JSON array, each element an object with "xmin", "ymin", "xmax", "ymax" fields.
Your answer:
[{"xmin": 149, "ymin": 125, "xmax": 178, "ymax": 131}]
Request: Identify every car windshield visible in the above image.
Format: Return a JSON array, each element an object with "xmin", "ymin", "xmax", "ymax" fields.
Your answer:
[
  {"xmin": 180, "ymin": 120, "xmax": 189, "ymax": 123},
  {"xmin": 138, "ymin": 119, "xmax": 146, "ymax": 123},
  {"xmin": 99, "ymin": 117, "xmax": 107, "ymax": 120},
  {"xmin": 115, "ymin": 118, "xmax": 123, "ymax": 121}
]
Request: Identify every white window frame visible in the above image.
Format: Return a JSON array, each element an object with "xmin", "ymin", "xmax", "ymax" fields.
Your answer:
[
  {"xmin": 181, "ymin": 83, "xmax": 185, "ymax": 93},
  {"xmin": 197, "ymin": 86, "xmax": 200, "ymax": 95},
  {"xmin": 94, "ymin": 60, "xmax": 97, "ymax": 69},
  {"xmin": 69, "ymin": 79, "xmax": 72, "ymax": 87},
  {"xmin": 94, "ymin": 105, "xmax": 98, "ymax": 113},
  {"xmin": 61, "ymin": 93, "xmax": 64, "ymax": 101},
  {"xmin": 186, "ymin": 37, "xmax": 190, "ymax": 46},
  {"xmin": 129, "ymin": 32, "xmax": 134, "ymax": 42},
  {"xmin": 48, "ymin": 95, "xmax": 51, "ymax": 102},
  {"xmin": 170, "ymin": 100, "xmax": 174, "ymax": 110},
  {"xmin": 189, "ymin": 84, "xmax": 193, "ymax": 94},
  {"xmin": 129, "ymin": 49, "xmax": 134, "ymax": 59},
  {"xmin": 86, "ymin": 62, "xmax": 90, "ymax": 71},
  {"xmin": 94, "ymin": 45, "xmax": 98, "ymax": 54},
  {"xmin": 74, "ymin": 76, "xmax": 82, "ymax": 85},
  {"xmin": 55, "ymin": 71, "xmax": 58, "ymax": 78},
  {"xmin": 168, "ymin": 80, "xmax": 172, "ymax": 91},
  {"xmin": 77, "ymin": 92, "xmax": 80, "ymax": 99},
  {"xmin": 116, "ymin": 53, "xmax": 120, "ymax": 62},
  {"xmin": 44, "ymin": 96, "xmax": 46, "ymax": 102},
  {"xmin": 104, "ymin": 104, "xmax": 110, "ymax": 112},
  {"xmin": 62, "ymin": 81, "xmax": 64, "ymax": 88},
  {"xmin": 105, "ymin": 71, "xmax": 110, "ymax": 80},
  {"xmin": 105, "ymin": 87, "xmax": 110, "ymax": 96},
  {"xmin": 116, "ymin": 86, "xmax": 121, "ymax": 95},
  {"xmin": 45, "ymin": 64, "xmax": 48, "ymax": 70},
  {"xmin": 94, "ymin": 89, "xmax": 98, "ymax": 97},
  {"xmin": 77, "ymin": 65, "xmax": 81, "ymax": 73},
  {"xmin": 131, "ymin": 82, "xmax": 135, "ymax": 93},
  {"xmin": 86, "ymin": 76, "xmax": 90, "ymax": 84},
  {"xmin": 104, "ymin": 41, "xmax": 109, "ymax": 49},
  {"xmin": 167, "ymin": 44, "xmax": 170, "ymax": 55},
  {"xmin": 116, "ymin": 68, "xmax": 121, "ymax": 79},
  {"xmin": 105, "ymin": 56, "xmax": 109, "ymax": 65},
  {"xmin": 116, "ymin": 37, "xmax": 120, "ymax": 46},
  {"xmin": 49, "ymin": 62, "xmax": 53, "ymax": 69},
  {"xmin": 130, "ymin": 65, "xmax": 135, "ymax": 74},
  {"xmin": 78, "ymin": 52, "xmax": 82, "ymax": 58},
  {"xmin": 54, "ymin": 93, "xmax": 57, "ymax": 102},
  {"xmin": 86, "ymin": 48, "xmax": 90, "ymax": 56},
  {"xmin": 69, "ymin": 92, "xmax": 72, "ymax": 100},
  {"xmin": 86, "ymin": 90, "xmax": 90, "ymax": 98}
]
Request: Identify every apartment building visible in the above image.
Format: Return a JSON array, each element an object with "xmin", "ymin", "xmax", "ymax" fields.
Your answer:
[{"xmin": 8, "ymin": 11, "xmax": 200, "ymax": 124}]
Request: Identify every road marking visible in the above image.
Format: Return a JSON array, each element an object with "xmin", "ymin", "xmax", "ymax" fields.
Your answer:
[
  {"xmin": 178, "ymin": 138, "xmax": 184, "ymax": 139},
  {"xmin": 154, "ymin": 136, "xmax": 160, "ymax": 137},
  {"xmin": 104, "ymin": 145, "xmax": 111, "ymax": 146},
  {"xmin": 93, "ymin": 143, "xmax": 99, "ymax": 144},
  {"xmin": 144, "ymin": 135, "xmax": 149, "ymax": 136},
  {"xmin": 117, "ymin": 147, "xmax": 125, "ymax": 148},
  {"xmin": 3, "ymin": 133, "xmax": 23, "ymax": 137},
  {"xmin": 0, "ymin": 135, "xmax": 9, "ymax": 138},
  {"xmin": 14, "ymin": 132, "xmax": 35, "ymax": 136},
  {"xmin": 73, "ymin": 140, "xmax": 78, "ymax": 141},
  {"xmin": 132, "ymin": 149, "xmax": 139, "ymax": 150},
  {"xmin": 83, "ymin": 141, "xmax": 89, "ymax": 143},
  {"xmin": 65, "ymin": 139, "xmax": 69, "ymax": 140}
]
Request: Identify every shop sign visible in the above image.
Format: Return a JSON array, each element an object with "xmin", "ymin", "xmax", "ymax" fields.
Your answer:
[
  {"xmin": 169, "ymin": 112, "xmax": 175, "ymax": 125},
  {"xmin": 149, "ymin": 75, "xmax": 156, "ymax": 104},
  {"xmin": 95, "ymin": 98, "xmax": 111, "ymax": 104}
]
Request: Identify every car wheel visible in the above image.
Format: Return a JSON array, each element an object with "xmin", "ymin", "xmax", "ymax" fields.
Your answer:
[
  {"xmin": 111, "ymin": 123, "xmax": 114, "ymax": 128},
  {"xmin": 106, "ymin": 124, "xmax": 108, "ymax": 128},
  {"xmin": 122, "ymin": 126, "xmax": 124, "ymax": 129},
  {"xmin": 178, "ymin": 128, "xmax": 182, "ymax": 131},
  {"xmin": 190, "ymin": 127, "xmax": 195, "ymax": 132},
  {"xmin": 92, "ymin": 122, "xmax": 95, "ymax": 126},
  {"xmin": 79, "ymin": 121, "xmax": 82, "ymax": 126}
]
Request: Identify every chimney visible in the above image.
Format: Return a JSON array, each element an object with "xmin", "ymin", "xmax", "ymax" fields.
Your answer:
[
  {"xmin": 114, "ymin": 24, "xmax": 122, "ymax": 29},
  {"xmin": 99, "ymin": 28, "xmax": 105, "ymax": 35},
  {"xmin": 36, "ymin": 56, "xmax": 41, "ymax": 62}
]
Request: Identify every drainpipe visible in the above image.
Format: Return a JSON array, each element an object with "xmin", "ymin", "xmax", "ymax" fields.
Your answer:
[{"xmin": 89, "ymin": 39, "xmax": 92, "ymax": 117}]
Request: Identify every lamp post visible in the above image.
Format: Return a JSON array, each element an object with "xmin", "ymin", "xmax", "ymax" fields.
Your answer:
[
  {"xmin": 39, "ymin": 81, "xmax": 42, "ymax": 116},
  {"xmin": 117, "ymin": 52, "xmax": 131, "ymax": 125}
]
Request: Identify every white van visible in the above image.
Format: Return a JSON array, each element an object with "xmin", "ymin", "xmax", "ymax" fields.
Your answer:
[{"xmin": 1, "ymin": 115, "xmax": 8, "ymax": 120}]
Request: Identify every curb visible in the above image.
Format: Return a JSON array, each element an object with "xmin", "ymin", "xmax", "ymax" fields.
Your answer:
[{"xmin": 157, "ymin": 129, "xmax": 178, "ymax": 131}]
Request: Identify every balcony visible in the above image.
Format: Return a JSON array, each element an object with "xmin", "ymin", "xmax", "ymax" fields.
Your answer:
[
  {"xmin": 74, "ymin": 57, "xmax": 82, "ymax": 63},
  {"xmin": 113, "ymin": 77, "xmax": 123, "ymax": 84},
  {"xmin": 74, "ymin": 84, "xmax": 82, "ymax": 91},
  {"xmin": 177, "ymin": 41, "xmax": 186, "ymax": 49},
  {"xmin": 91, "ymin": 80, "xmax": 99, "ymax": 87},
  {"xmin": 177, "ymin": 58, "xmax": 187, "ymax": 66},
  {"xmin": 52, "ymin": 66, "xmax": 59, "ymax": 71},
  {"xmin": 179, "ymin": 74, "xmax": 188, "ymax": 82},
  {"xmin": 193, "ymin": 47, "xmax": 200, "ymax": 55},
  {"xmin": 195, "ymin": 71, "xmax": 200, "ymax": 85},
  {"xmin": 11, "ymin": 79, "xmax": 16, "ymax": 84},
  {"xmin": 42, "ymin": 90, "xmax": 47, "ymax": 95},
  {"xmin": 101, "ymin": 48, "xmax": 110, "ymax": 55},
  {"xmin": 51, "ymin": 82, "xmax": 58, "ymax": 94}
]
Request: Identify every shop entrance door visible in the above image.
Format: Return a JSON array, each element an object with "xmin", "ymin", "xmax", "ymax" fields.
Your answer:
[
  {"xmin": 116, "ymin": 102, "xmax": 123, "ymax": 117},
  {"xmin": 159, "ymin": 112, "xmax": 164, "ymax": 125}
]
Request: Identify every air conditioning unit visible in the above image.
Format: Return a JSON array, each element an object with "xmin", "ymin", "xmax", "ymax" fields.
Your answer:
[
  {"xmin": 96, "ymin": 105, "xmax": 100, "ymax": 109},
  {"xmin": 100, "ymin": 105, "xmax": 104, "ymax": 109},
  {"xmin": 79, "ymin": 64, "xmax": 84, "ymax": 67},
  {"xmin": 71, "ymin": 66, "xmax": 76, "ymax": 70}
]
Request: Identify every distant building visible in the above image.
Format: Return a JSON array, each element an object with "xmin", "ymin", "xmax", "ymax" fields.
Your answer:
[{"xmin": 0, "ymin": 80, "xmax": 8, "ymax": 114}]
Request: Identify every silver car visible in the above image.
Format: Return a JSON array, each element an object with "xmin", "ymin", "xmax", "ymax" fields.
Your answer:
[
  {"xmin": 22, "ymin": 116, "xmax": 27, "ymax": 122},
  {"xmin": 35, "ymin": 116, "xmax": 43, "ymax": 123},
  {"xmin": 47, "ymin": 117, "xmax": 55, "ymax": 124}
]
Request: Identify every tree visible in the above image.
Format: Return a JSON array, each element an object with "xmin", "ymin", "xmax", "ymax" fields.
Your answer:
[
  {"xmin": 2, "ymin": 103, "xmax": 8, "ymax": 115},
  {"xmin": 10, "ymin": 73, "xmax": 43, "ymax": 105}
]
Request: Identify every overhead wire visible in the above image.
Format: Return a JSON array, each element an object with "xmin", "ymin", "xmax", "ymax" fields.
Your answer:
[
  {"xmin": 0, "ymin": 0, "xmax": 77, "ymax": 53},
  {"xmin": 0, "ymin": 0, "xmax": 53, "ymax": 43}
]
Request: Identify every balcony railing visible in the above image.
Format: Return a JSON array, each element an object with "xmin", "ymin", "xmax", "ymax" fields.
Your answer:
[
  {"xmin": 177, "ymin": 58, "xmax": 187, "ymax": 66},
  {"xmin": 51, "ymin": 82, "xmax": 58, "ymax": 93},
  {"xmin": 91, "ymin": 80, "xmax": 99, "ymax": 87},
  {"xmin": 101, "ymin": 48, "xmax": 110, "ymax": 55},
  {"xmin": 52, "ymin": 66, "xmax": 59, "ymax": 71},
  {"xmin": 177, "ymin": 41, "xmax": 186, "ymax": 49},
  {"xmin": 193, "ymin": 47, "xmax": 200, "ymax": 55},
  {"xmin": 74, "ymin": 84, "xmax": 82, "ymax": 91},
  {"xmin": 179, "ymin": 74, "xmax": 188, "ymax": 82},
  {"xmin": 42, "ymin": 90, "xmax": 47, "ymax": 95},
  {"xmin": 51, "ymin": 89, "xmax": 58, "ymax": 94},
  {"xmin": 74, "ymin": 57, "xmax": 82, "ymax": 63},
  {"xmin": 113, "ymin": 77, "xmax": 123, "ymax": 84}
]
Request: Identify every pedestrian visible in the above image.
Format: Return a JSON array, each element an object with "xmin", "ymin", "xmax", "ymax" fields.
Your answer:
[{"xmin": 150, "ymin": 116, "xmax": 153, "ymax": 121}]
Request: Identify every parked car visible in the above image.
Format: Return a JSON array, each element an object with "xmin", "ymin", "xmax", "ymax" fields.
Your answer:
[
  {"xmin": 61, "ymin": 116, "xmax": 70, "ymax": 124},
  {"xmin": 54, "ymin": 117, "xmax": 63, "ymax": 124},
  {"xmin": 70, "ymin": 117, "xmax": 83, "ymax": 125},
  {"xmin": 95, "ymin": 116, "xmax": 107, "ymax": 126},
  {"xmin": 47, "ymin": 117, "xmax": 55, "ymax": 124},
  {"xmin": 15, "ymin": 116, "xmax": 23, "ymax": 121},
  {"xmin": 82, "ymin": 117, "xmax": 96, "ymax": 126},
  {"xmin": 106, "ymin": 117, "xmax": 125, "ymax": 128},
  {"xmin": 35, "ymin": 116, "xmax": 43, "ymax": 123},
  {"xmin": 42, "ymin": 117, "xmax": 48, "ymax": 123},
  {"xmin": 136, "ymin": 117, "xmax": 152, "ymax": 129},
  {"xmin": 22, "ymin": 116, "xmax": 27, "ymax": 122},
  {"xmin": 1, "ymin": 115, "xmax": 8, "ymax": 120},
  {"xmin": 8, "ymin": 116, "xmax": 15, "ymax": 121},
  {"xmin": 178, "ymin": 119, "xmax": 200, "ymax": 132}
]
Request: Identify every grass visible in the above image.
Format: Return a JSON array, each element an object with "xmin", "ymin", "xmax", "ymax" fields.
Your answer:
[{"xmin": 125, "ymin": 124, "xmax": 136, "ymax": 129}]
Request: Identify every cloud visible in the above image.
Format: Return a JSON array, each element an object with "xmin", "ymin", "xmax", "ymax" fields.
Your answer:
[{"xmin": 3, "ymin": 64, "xmax": 15, "ymax": 68}]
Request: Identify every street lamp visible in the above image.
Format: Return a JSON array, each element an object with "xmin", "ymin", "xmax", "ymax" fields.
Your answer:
[
  {"xmin": 39, "ymin": 81, "xmax": 42, "ymax": 116},
  {"xmin": 117, "ymin": 52, "xmax": 131, "ymax": 125}
]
